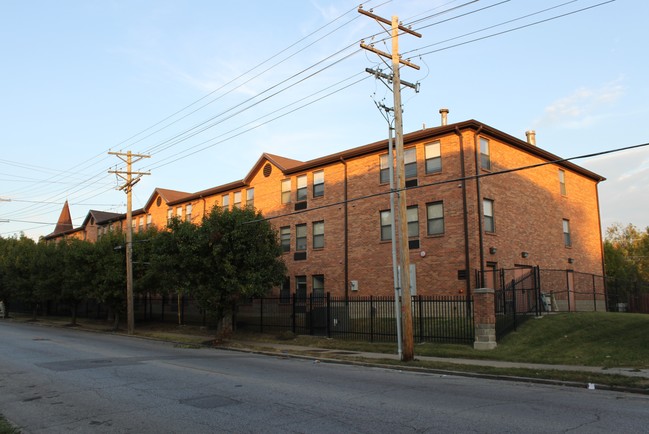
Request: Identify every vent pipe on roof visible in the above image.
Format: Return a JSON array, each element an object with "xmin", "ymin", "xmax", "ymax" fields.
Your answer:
[
  {"xmin": 525, "ymin": 130, "xmax": 536, "ymax": 146},
  {"xmin": 439, "ymin": 108, "xmax": 449, "ymax": 126}
]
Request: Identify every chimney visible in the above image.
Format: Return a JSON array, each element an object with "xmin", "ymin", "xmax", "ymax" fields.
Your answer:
[
  {"xmin": 439, "ymin": 108, "xmax": 449, "ymax": 126},
  {"xmin": 525, "ymin": 130, "xmax": 536, "ymax": 146}
]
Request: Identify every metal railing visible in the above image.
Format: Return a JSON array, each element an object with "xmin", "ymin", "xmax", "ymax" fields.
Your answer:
[{"xmin": 237, "ymin": 293, "xmax": 474, "ymax": 344}]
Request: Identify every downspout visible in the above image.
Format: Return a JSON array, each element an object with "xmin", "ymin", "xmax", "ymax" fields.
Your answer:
[
  {"xmin": 473, "ymin": 125, "xmax": 485, "ymax": 286},
  {"xmin": 340, "ymin": 157, "xmax": 349, "ymax": 301},
  {"xmin": 595, "ymin": 181, "xmax": 607, "ymax": 306},
  {"xmin": 200, "ymin": 195, "xmax": 207, "ymax": 219},
  {"xmin": 455, "ymin": 127, "xmax": 472, "ymax": 299}
]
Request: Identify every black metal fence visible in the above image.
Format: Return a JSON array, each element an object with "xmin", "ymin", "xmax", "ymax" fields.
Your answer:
[
  {"xmin": 538, "ymin": 269, "xmax": 607, "ymax": 313},
  {"xmin": 237, "ymin": 293, "xmax": 475, "ymax": 345},
  {"xmin": 10, "ymin": 293, "xmax": 474, "ymax": 344},
  {"xmin": 606, "ymin": 278, "xmax": 649, "ymax": 313},
  {"xmin": 485, "ymin": 267, "xmax": 542, "ymax": 339}
]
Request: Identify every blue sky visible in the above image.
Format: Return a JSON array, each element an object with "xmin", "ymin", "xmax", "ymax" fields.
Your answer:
[{"xmin": 1, "ymin": 0, "xmax": 647, "ymax": 240}]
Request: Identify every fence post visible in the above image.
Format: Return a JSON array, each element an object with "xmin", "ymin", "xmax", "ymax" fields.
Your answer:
[
  {"xmin": 370, "ymin": 295, "xmax": 374, "ymax": 343},
  {"xmin": 309, "ymin": 293, "xmax": 313, "ymax": 335},
  {"xmin": 326, "ymin": 292, "xmax": 331, "ymax": 338},
  {"xmin": 511, "ymin": 279, "xmax": 517, "ymax": 331},
  {"xmin": 535, "ymin": 266, "xmax": 541, "ymax": 316},
  {"xmin": 473, "ymin": 288, "xmax": 497, "ymax": 350},
  {"xmin": 181, "ymin": 293, "xmax": 185, "ymax": 325},
  {"xmin": 252, "ymin": 297, "xmax": 264, "ymax": 333},
  {"xmin": 292, "ymin": 293, "xmax": 296, "ymax": 334},
  {"xmin": 592, "ymin": 274, "xmax": 597, "ymax": 312},
  {"xmin": 418, "ymin": 295, "xmax": 424, "ymax": 344},
  {"xmin": 565, "ymin": 271, "xmax": 571, "ymax": 312}
]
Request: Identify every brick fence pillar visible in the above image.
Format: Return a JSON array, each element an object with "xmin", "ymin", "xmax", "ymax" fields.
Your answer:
[{"xmin": 473, "ymin": 288, "xmax": 497, "ymax": 350}]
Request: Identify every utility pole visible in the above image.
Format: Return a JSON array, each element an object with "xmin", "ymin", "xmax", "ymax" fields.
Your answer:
[
  {"xmin": 108, "ymin": 151, "xmax": 150, "ymax": 335},
  {"xmin": 359, "ymin": 7, "xmax": 421, "ymax": 361}
]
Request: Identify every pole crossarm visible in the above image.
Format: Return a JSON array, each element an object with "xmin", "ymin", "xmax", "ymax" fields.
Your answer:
[
  {"xmin": 365, "ymin": 67, "xmax": 419, "ymax": 91},
  {"xmin": 358, "ymin": 7, "xmax": 422, "ymax": 37},
  {"xmin": 360, "ymin": 43, "xmax": 420, "ymax": 70},
  {"xmin": 108, "ymin": 150, "xmax": 150, "ymax": 336},
  {"xmin": 359, "ymin": 9, "xmax": 422, "ymax": 362}
]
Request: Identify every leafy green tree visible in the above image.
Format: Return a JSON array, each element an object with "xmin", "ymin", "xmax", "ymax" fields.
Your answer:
[
  {"xmin": 195, "ymin": 206, "xmax": 286, "ymax": 337},
  {"xmin": 58, "ymin": 239, "xmax": 95, "ymax": 325},
  {"xmin": 5, "ymin": 236, "xmax": 40, "ymax": 319},
  {"xmin": 91, "ymin": 230, "xmax": 126, "ymax": 330},
  {"xmin": 0, "ymin": 236, "xmax": 15, "ymax": 317},
  {"xmin": 148, "ymin": 218, "xmax": 202, "ymax": 324},
  {"xmin": 604, "ymin": 223, "xmax": 649, "ymax": 283}
]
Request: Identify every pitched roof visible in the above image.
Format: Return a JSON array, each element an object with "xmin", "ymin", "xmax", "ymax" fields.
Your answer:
[
  {"xmin": 77, "ymin": 209, "xmax": 124, "ymax": 229},
  {"xmin": 143, "ymin": 187, "xmax": 192, "ymax": 210},
  {"xmin": 52, "ymin": 200, "xmax": 73, "ymax": 235}
]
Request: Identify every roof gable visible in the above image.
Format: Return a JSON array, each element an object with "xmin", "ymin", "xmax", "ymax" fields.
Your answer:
[{"xmin": 143, "ymin": 187, "xmax": 191, "ymax": 211}]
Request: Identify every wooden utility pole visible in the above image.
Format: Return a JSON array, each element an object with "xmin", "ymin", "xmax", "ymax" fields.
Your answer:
[
  {"xmin": 109, "ymin": 151, "xmax": 150, "ymax": 335},
  {"xmin": 359, "ymin": 7, "xmax": 421, "ymax": 361}
]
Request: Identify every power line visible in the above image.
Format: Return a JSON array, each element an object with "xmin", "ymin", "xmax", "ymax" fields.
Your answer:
[
  {"xmin": 410, "ymin": 1, "xmax": 615, "ymax": 57},
  {"xmin": 248, "ymin": 141, "xmax": 649, "ymax": 224}
]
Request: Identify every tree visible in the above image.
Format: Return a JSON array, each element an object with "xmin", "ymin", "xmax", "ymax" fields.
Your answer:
[
  {"xmin": 91, "ymin": 230, "xmax": 127, "ymax": 331},
  {"xmin": 604, "ymin": 223, "xmax": 649, "ymax": 283},
  {"xmin": 148, "ymin": 218, "xmax": 201, "ymax": 324},
  {"xmin": 58, "ymin": 239, "xmax": 94, "ymax": 325},
  {"xmin": 5, "ymin": 236, "xmax": 41, "ymax": 319},
  {"xmin": 197, "ymin": 206, "xmax": 286, "ymax": 337},
  {"xmin": 152, "ymin": 207, "xmax": 286, "ymax": 338}
]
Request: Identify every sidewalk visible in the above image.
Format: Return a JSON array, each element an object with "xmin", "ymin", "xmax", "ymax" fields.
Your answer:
[
  {"xmin": 223, "ymin": 340, "xmax": 649, "ymax": 380},
  {"xmin": 6, "ymin": 316, "xmax": 649, "ymax": 387}
]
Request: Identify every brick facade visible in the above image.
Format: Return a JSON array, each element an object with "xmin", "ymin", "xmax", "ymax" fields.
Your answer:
[{"xmin": 44, "ymin": 120, "xmax": 606, "ymax": 299}]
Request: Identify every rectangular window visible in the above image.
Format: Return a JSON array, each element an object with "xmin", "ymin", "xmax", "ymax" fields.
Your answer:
[
  {"xmin": 559, "ymin": 169, "xmax": 566, "ymax": 195},
  {"xmin": 176, "ymin": 206, "xmax": 182, "ymax": 218},
  {"xmin": 138, "ymin": 216, "xmax": 143, "ymax": 232},
  {"xmin": 246, "ymin": 188, "xmax": 254, "ymax": 208},
  {"xmin": 380, "ymin": 210, "xmax": 392, "ymax": 241},
  {"xmin": 280, "ymin": 277, "xmax": 290, "ymax": 303},
  {"xmin": 296, "ymin": 224, "xmax": 307, "ymax": 251},
  {"xmin": 281, "ymin": 179, "xmax": 291, "ymax": 204},
  {"xmin": 296, "ymin": 175, "xmax": 307, "ymax": 202},
  {"xmin": 233, "ymin": 191, "xmax": 241, "ymax": 209},
  {"xmin": 379, "ymin": 154, "xmax": 390, "ymax": 184},
  {"xmin": 426, "ymin": 201, "xmax": 444, "ymax": 235},
  {"xmin": 222, "ymin": 194, "xmax": 230, "ymax": 210},
  {"xmin": 480, "ymin": 137, "xmax": 491, "ymax": 170},
  {"xmin": 312, "ymin": 275, "xmax": 325, "ymax": 298},
  {"xmin": 296, "ymin": 276, "xmax": 307, "ymax": 302},
  {"xmin": 280, "ymin": 226, "xmax": 290, "ymax": 253},
  {"xmin": 313, "ymin": 170, "xmax": 324, "ymax": 197},
  {"xmin": 146, "ymin": 214, "xmax": 152, "ymax": 228},
  {"xmin": 405, "ymin": 148, "xmax": 417, "ymax": 179},
  {"xmin": 563, "ymin": 219, "xmax": 571, "ymax": 247},
  {"xmin": 425, "ymin": 141, "xmax": 441, "ymax": 174},
  {"xmin": 313, "ymin": 221, "xmax": 324, "ymax": 249},
  {"xmin": 483, "ymin": 199, "xmax": 495, "ymax": 233},
  {"xmin": 167, "ymin": 208, "xmax": 173, "ymax": 224},
  {"xmin": 132, "ymin": 219, "xmax": 137, "ymax": 231},
  {"xmin": 186, "ymin": 204, "xmax": 192, "ymax": 222},
  {"xmin": 407, "ymin": 205, "xmax": 419, "ymax": 238}
]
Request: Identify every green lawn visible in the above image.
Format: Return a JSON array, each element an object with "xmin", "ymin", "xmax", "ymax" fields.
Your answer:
[
  {"xmin": 0, "ymin": 414, "xmax": 20, "ymax": 434},
  {"xmin": 231, "ymin": 312, "xmax": 649, "ymax": 369}
]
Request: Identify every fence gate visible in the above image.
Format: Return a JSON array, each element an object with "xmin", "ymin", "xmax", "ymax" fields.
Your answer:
[{"xmin": 490, "ymin": 266, "xmax": 541, "ymax": 339}]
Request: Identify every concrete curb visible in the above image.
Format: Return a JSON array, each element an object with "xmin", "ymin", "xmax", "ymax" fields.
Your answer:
[{"xmin": 216, "ymin": 344, "xmax": 649, "ymax": 396}]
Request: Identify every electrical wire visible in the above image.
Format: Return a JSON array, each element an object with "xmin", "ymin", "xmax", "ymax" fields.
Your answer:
[
  {"xmin": 247, "ymin": 141, "xmax": 649, "ymax": 224},
  {"xmin": 1, "ymin": 0, "xmax": 619, "ymax": 236}
]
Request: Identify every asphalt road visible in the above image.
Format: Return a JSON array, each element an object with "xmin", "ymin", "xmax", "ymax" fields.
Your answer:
[{"xmin": 1, "ymin": 321, "xmax": 648, "ymax": 433}]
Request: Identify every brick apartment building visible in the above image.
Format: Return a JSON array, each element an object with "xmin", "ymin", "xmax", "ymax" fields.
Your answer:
[{"xmin": 45, "ymin": 115, "xmax": 606, "ymax": 301}]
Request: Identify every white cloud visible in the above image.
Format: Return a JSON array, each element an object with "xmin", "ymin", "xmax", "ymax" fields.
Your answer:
[
  {"xmin": 535, "ymin": 78, "xmax": 625, "ymax": 129},
  {"xmin": 587, "ymin": 148, "xmax": 649, "ymax": 230}
]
